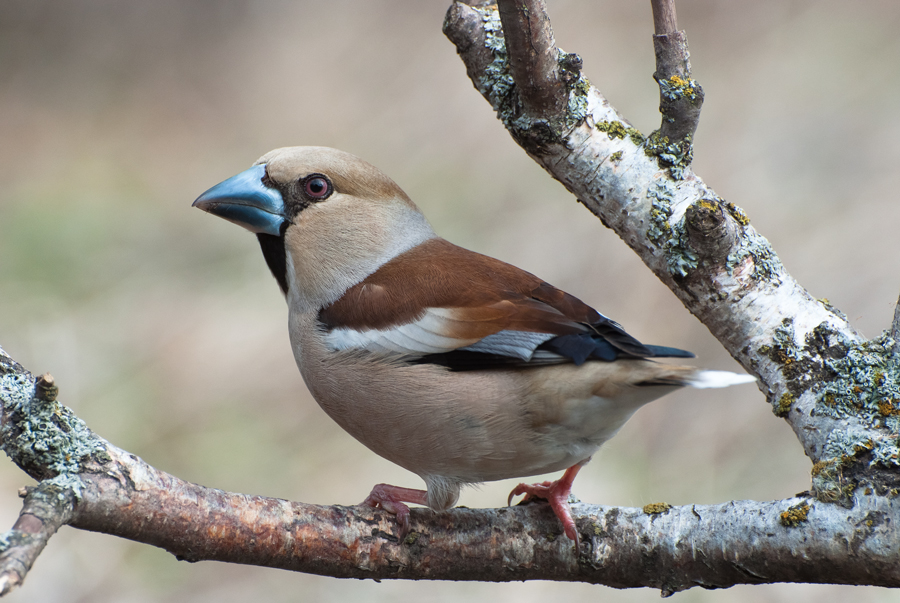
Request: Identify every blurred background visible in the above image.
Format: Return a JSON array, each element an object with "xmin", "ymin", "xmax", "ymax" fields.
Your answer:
[{"xmin": 1, "ymin": 0, "xmax": 899, "ymax": 601}]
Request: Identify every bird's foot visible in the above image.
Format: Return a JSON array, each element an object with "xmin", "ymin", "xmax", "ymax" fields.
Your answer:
[
  {"xmin": 508, "ymin": 464, "xmax": 583, "ymax": 545},
  {"xmin": 360, "ymin": 484, "xmax": 428, "ymax": 538}
]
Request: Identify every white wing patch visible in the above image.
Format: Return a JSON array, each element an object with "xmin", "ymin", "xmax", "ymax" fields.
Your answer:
[
  {"xmin": 324, "ymin": 307, "xmax": 482, "ymax": 355},
  {"xmin": 324, "ymin": 307, "xmax": 556, "ymax": 360}
]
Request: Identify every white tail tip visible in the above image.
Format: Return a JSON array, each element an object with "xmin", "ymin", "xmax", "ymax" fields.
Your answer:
[{"xmin": 688, "ymin": 370, "xmax": 757, "ymax": 389}]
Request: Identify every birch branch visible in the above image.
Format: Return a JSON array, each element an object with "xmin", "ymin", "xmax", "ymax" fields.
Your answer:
[
  {"xmin": 1, "ymin": 350, "xmax": 899, "ymax": 596},
  {"xmin": 443, "ymin": 2, "xmax": 900, "ymax": 510},
  {"xmin": 650, "ymin": 0, "xmax": 704, "ymax": 151}
]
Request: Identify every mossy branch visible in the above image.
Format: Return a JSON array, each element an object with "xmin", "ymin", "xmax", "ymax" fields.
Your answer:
[
  {"xmin": 1, "ymin": 347, "xmax": 900, "ymax": 595},
  {"xmin": 443, "ymin": 0, "xmax": 899, "ymax": 551}
]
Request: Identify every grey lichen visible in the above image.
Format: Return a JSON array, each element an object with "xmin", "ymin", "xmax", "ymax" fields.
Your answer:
[
  {"xmin": 814, "ymin": 332, "xmax": 900, "ymax": 469},
  {"xmin": 477, "ymin": 7, "xmax": 514, "ymax": 101},
  {"xmin": 644, "ymin": 130, "xmax": 692, "ymax": 180},
  {"xmin": 760, "ymin": 320, "xmax": 900, "ymax": 500},
  {"xmin": 658, "ymin": 75, "xmax": 701, "ymax": 102},
  {"xmin": 558, "ymin": 50, "xmax": 590, "ymax": 129},
  {"xmin": 473, "ymin": 6, "xmax": 589, "ymax": 150},
  {"xmin": 725, "ymin": 229, "xmax": 784, "ymax": 284},
  {"xmin": 647, "ymin": 178, "xmax": 675, "ymax": 245},
  {"xmin": 646, "ymin": 179, "xmax": 698, "ymax": 277},
  {"xmin": 0, "ymin": 373, "xmax": 108, "ymax": 497}
]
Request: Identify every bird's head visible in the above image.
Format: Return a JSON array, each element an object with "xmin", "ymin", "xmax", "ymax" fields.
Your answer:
[{"xmin": 194, "ymin": 146, "xmax": 435, "ymax": 312}]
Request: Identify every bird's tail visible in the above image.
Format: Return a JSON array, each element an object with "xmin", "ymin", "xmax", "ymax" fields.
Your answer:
[
  {"xmin": 634, "ymin": 364, "xmax": 757, "ymax": 389},
  {"xmin": 684, "ymin": 370, "xmax": 757, "ymax": 389}
]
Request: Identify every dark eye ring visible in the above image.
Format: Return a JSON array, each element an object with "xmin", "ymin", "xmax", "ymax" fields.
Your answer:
[{"xmin": 303, "ymin": 175, "xmax": 332, "ymax": 200}]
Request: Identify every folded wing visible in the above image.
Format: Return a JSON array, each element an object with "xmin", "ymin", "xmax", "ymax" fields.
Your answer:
[{"xmin": 318, "ymin": 238, "xmax": 693, "ymax": 370}]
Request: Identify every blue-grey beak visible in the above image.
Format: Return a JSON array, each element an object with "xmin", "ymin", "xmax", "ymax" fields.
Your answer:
[{"xmin": 193, "ymin": 164, "xmax": 286, "ymax": 236}]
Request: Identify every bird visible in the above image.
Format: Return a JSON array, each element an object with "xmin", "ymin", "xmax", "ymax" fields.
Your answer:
[{"xmin": 192, "ymin": 146, "xmax": 756, "ymax": 545}]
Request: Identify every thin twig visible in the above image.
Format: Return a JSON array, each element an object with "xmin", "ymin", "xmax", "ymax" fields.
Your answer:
[
  {"xmin": 650, "ymin": 0, "xmax": 703, "ymax": 163},
  {"xmin": 651, "ymin": 0, "xmax": 678, "ymax": 35},
  {"xmin": 496, "ymin": 0, "xmax": 566, "ymax": 118},
  {"xmin": 0, "ymin": 482, "xmax": 76, "ymax": 596}
]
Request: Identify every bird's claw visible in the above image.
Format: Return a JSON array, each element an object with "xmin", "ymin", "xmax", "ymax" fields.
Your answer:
[
  {"xmin": 359, "ymin": 483, "xmax": 427, "ymax": 539},
  {"xmin": 507, "ymin": 469, "xmax": 582, "ymax": 546}
]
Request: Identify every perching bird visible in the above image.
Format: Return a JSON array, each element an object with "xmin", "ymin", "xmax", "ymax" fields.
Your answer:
[{"xmin": 193, "ymin": 146, "xmax": 755, "ymax": 544}]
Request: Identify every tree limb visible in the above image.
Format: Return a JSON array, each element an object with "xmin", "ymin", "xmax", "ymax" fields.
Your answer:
[
  {"xmin": 650, "ymin": 0, "xmax": 704, "ymax": 149},
  {"xmin": 443, "ymin": 0, "xmax": 900, "ymax": 531},
  {"xmin": 2, "ymin": 1, "xmax": 900, "ymax": 596},
  {"xmin": 0, "ymin": 481, "xmax": 75, "ymax": 596},
  {"xmin": 650, "ymin": 0, "xmax": 678, "ymax": 35},
  {"xmin": 1, "ymin": 349, "xmax": 899, "ymax": 594},
  {"xmin": 495, "ymin": 0, "xmax": 565, "ymax": 118}
]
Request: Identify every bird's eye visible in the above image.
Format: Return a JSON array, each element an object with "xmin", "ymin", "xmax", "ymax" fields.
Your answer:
[{"xmin": 303, "ymin": 175, "xmax": 332, "ymax": 200}]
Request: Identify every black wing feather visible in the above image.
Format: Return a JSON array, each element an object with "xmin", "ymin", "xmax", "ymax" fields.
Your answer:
[{"xmin": 415, "ymin": 316, "xmax": 694, "ymax": 371}]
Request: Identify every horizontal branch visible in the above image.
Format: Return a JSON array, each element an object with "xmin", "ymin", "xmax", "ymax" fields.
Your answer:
[
  {"xmin": 1, "ymin": 349, "xmax": 899, "ymax": 594},
  {"xmin": 68, "ymin": 450, "xmax": 900, "ymax": 593}
]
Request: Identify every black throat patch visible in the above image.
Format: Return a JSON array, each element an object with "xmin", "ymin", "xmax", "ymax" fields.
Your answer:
[{"xmin": 257, "ymin": 229, "xmax": 289, "ymax": 295}]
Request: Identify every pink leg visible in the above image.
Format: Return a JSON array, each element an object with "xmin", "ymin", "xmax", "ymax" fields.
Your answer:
[
  {"xmin": 360, "ymin": 484, "xmax": 429, "ymax": 537},
  {"xmin": 508, "ymin": 463, "xmax": 585, "ymax": 545}
]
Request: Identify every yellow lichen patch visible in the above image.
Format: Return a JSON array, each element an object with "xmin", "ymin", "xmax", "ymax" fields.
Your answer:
[
  {"xmin": 775, "ymin": 392, "xmax": 795, "ymax": 417},
  {"xmin": 642, "ymin": 502, "xmax": 672, "ymax": 515},
  {"xmin": 780, "ymin": 502, "xmax": 810, "ymax": 527},
  {"xmin": 724, "ymin": 201, "xmax": 751, "ymax": 226},
  {"xmin": 404, "ymin": 532, "xmax": 420, "ymax": 545},
  {"xmin": 596, "ymin": 120, "xmax": 628, "ymax": 140},
  {"xmin": 811, "ymin": 459, "xmax": 836, "ymax": 477},
  {"xmin": 697, "ymin": 199, "xmax": 718, "ymax": 212},
  {"xmin": 877, "ymin": 398, "xmax": 900, "ymax": 416}
]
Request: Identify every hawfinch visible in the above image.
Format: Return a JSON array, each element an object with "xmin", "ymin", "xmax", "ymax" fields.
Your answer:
[{"xmin": 193, "ymin": 146, "xmax": 755, "ymax": 544}]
